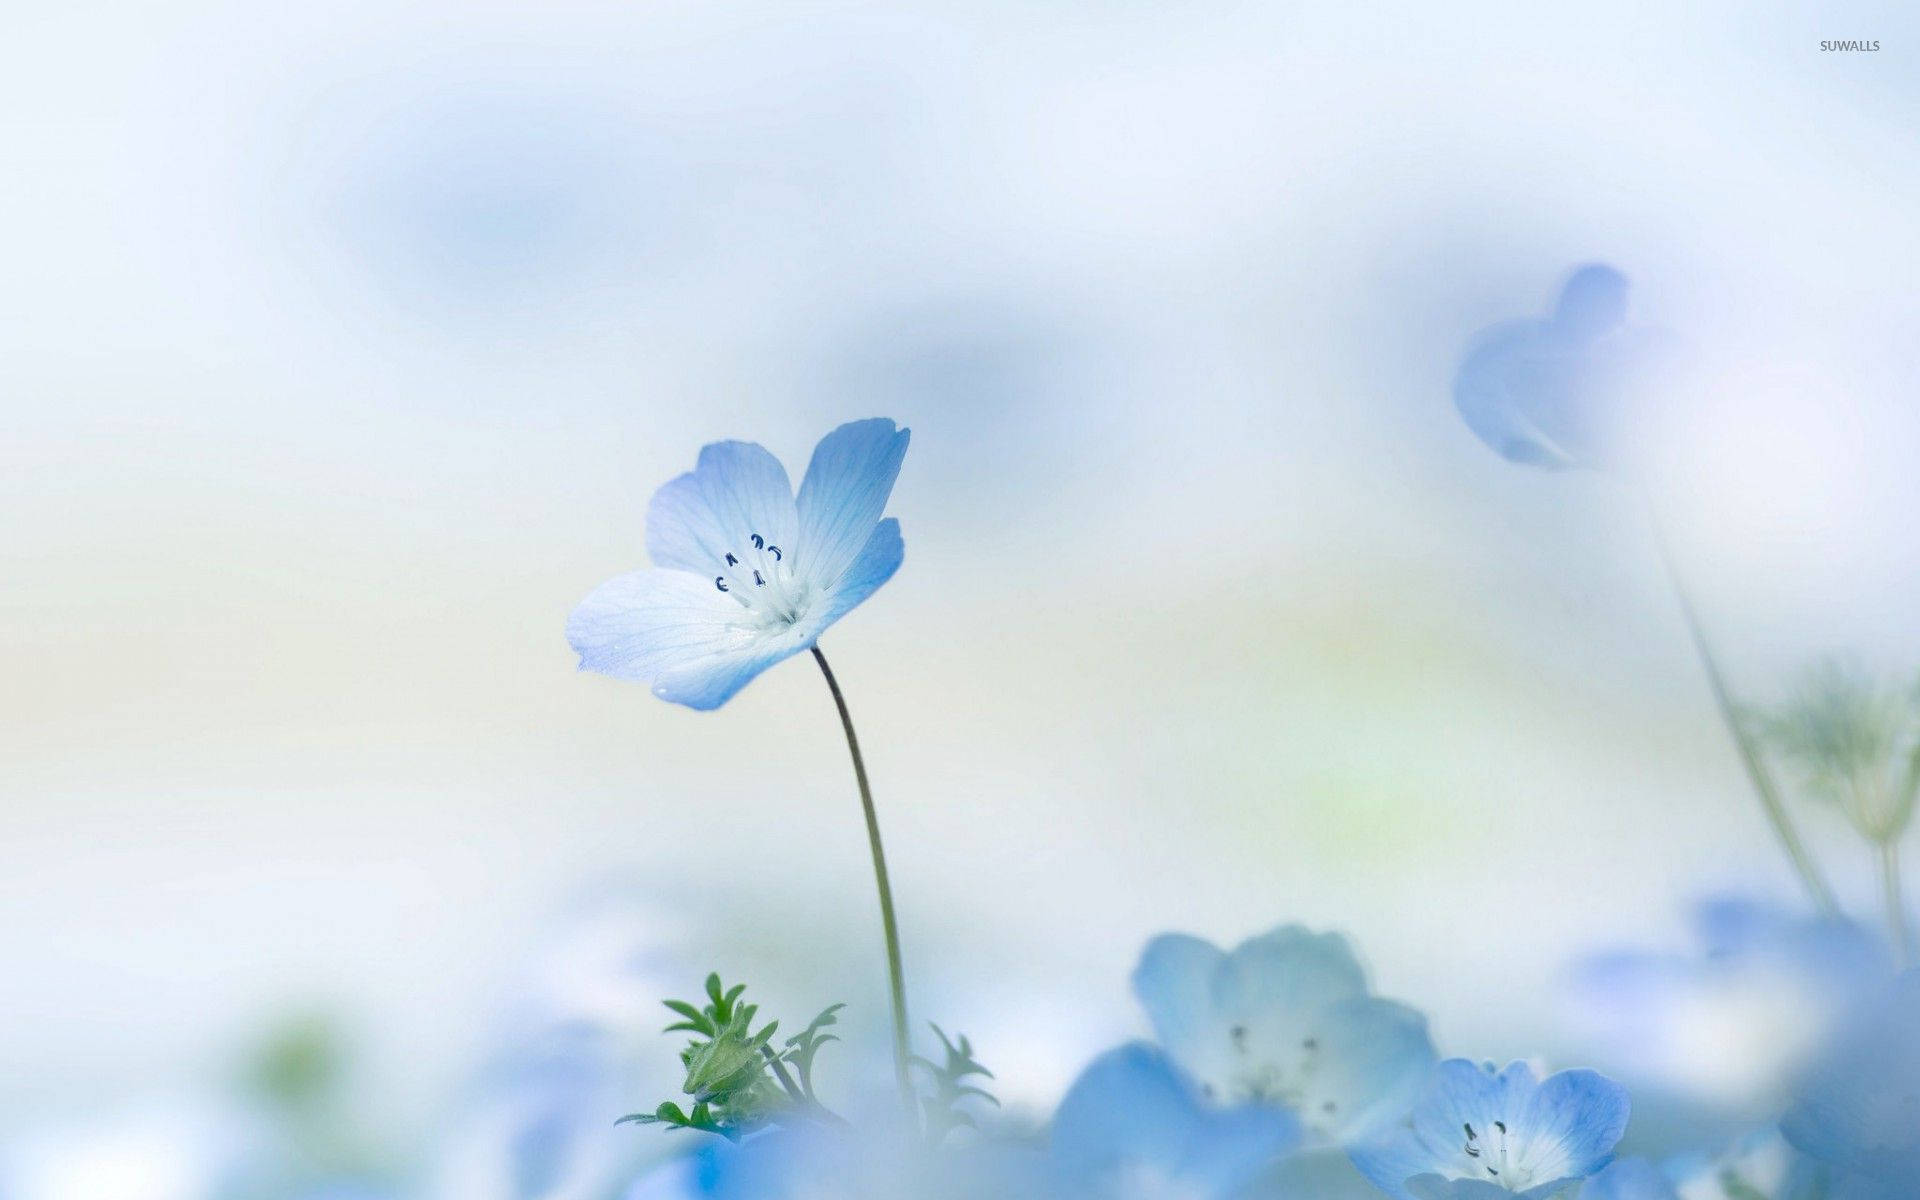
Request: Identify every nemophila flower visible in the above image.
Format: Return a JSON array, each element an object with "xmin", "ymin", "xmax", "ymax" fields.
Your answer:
[
  {"xmin": 1780, "ymin": 970, "xmax": 1920, "ymax": 1199},
  {"xmin": 1132, "ymin": 926, "xmax": 1435, "ymax": 1142},
  {"xmin": 1563, "ymin": 898, "xmax": 1890, "ymax": 1113},
  {"xmin": 568, "ymin": 418, "xmax": 909, "ymax": 710},
  {"xmin": 1049, "ymin": 1043, "xmax": 1303, "ymax": 1199},
  {"xmin": 1453, "ymin": 263, "xmax": 1675, "ymax": 470},
  {"xmin": 1350, "ymin": 1059, "xmax": 1630, "ymax": 1200}
]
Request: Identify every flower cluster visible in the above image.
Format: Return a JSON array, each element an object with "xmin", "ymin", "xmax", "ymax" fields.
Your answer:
[{"xmin": 559, "ymin": 305, "xmax": 1920, "ymax": 1200}]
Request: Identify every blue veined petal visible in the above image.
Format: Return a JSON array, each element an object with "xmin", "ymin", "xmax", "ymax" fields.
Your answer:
[
  {"xmin": 567, "ymin": 569, "xmax": 754, "ymax": 683},
  {"xmin": 1510, "ymin": 1067, "xmax": 1630, "ymax": 1183},
  {"xmin": 1133, "ymin": 934, "xmax": 1228, "ymax": 1052},
  {"xmin": 1408, "ymin": 1060, "xmax": 1534, "ymax": 1151},
  {"xmin": 801, "ymin": 518, "xmax": 903, "ymax": 636},
  {"xmin": 646, "ymin": 440, "xmax": 797, "ymax": 576},
  {"xmin": 650, "ymin": 628, "xmax": 812, "ymax": 711},
  {"xmin": 1581, "ymin": 1158, "xmax": 1679, "ymax": 1200},
  {"xmin": 794, "ymin": 419, "xmax": 909, "ymax": 590}
]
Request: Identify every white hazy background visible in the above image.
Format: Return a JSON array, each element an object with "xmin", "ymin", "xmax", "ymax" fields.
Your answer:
[{"xmin": 4, "ymin": 0, "xmax": 1918, "ymax": 1158}]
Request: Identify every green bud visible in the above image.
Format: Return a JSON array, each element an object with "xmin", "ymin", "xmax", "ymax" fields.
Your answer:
[{"xmin": 682, "ymin": 1025, "xmax": 765, "ymax": 1104}]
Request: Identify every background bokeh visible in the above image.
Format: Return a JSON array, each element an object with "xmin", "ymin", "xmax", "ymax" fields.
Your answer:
[{"xmin": 4, "ymin": 0, "xmax": 1918, "ymax": 1193}]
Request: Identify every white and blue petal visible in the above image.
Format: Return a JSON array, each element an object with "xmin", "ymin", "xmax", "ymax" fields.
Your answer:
[
  {"xmin": 646, "ymin": 440, "xmax": 798, "ymax": 578},
  {"xmin": 1512, "ymin": 1068, "xmax": 1630, "ymax": 1184},
  {"xmin": 802, "ymin": 518, "xmax": 904, "ymax": 636},
  {"xmin": 794, "ymin": 418, "xmax": 910, "ymax": 591},
  {"xmin": 566, "ymin": 569, "xmax": 811, "ymax": 710},
  {"xmin": 567, "ymin": 569, "xmax": 754, "ymax": 683}
]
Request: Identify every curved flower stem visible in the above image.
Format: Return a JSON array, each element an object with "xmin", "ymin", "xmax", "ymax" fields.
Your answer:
[
  {"xmin": 1880, "ymin": 841, "xmax": 1911, "ymax": 967},
  {"xmin": 810, "ymin": 646, "xmax": 914, "ymax": 1111},
  {"xmin": 1642, "ymin": 501, "xmax": 1838, "ymax": 914}
]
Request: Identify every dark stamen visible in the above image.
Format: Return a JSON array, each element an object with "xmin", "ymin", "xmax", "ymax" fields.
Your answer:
[
  {"xmin": 751, "ymin": 533, "xmax": 764, "ymax": 550},
  {"xmin": 768, "ymin": 545, "xmax": 782, "ymax": 561},
  {"xmin": 725, "ymin": 553, "xmax": 738, "ymax": 566},
  {"xmin": 715, "ymin": 577, "xmax": 729, "ymax": 592},
  {"xmin": 753, "ymin": 570, "xmax": 765, "ymax": 586}
]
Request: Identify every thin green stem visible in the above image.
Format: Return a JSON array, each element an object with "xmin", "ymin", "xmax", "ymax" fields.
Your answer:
[
  {"xmin": 1880, "ymin": 840, "xmax": 1911, "ymax": 968},
  {"xmin": 1643, "ymin": 502, "xmax": 1839, "ymax": 915},
  {"xmin": 810, "ymin": 646, "xmax": 914, "ymax": 1110}
]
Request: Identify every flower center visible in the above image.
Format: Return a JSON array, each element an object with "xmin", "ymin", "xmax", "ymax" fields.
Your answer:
[
  {"xmin": 712, "ymin": 532, "xmax": 809, "ymax": 625},
  {"xmin": 1216, "ymin": 1027, "xmax": 1343, "ymax": 1129},
  {"xmin": 1460, "ymin": 1119, "xmax": 1529, "ymax": 1189}
]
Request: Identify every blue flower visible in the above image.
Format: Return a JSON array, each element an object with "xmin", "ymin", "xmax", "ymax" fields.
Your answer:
[
  {"xmin": 424, "ymin": 1033, "xmax": 641, "ymax": 1200},
  {"xmin": 1780, "ymin": 970, "xmax": 1920, "ymax": 1199},
  {"xmin": 1664, "ymin": 1127, "xmax": 1829, "ymax": 1200},
  {"xmin": 568, "ymin": 419, "xmax": 910, "ymax": 710},
  {"xmin": 1049, "ymin": 1043, "xmax": 1303, "ymax": 1198},
  {"xmin": 1564, "ymin": 898, "xmax": 1890, "ymax": 1113},
  {"xmin": 1580, "ymin": 1158, "xmax": 1678, "ymax": 1200},
  {"xmin": 1132, "ymin": 926, "xmax": 1436, "ymax": 1142},
  {"xmin": 1453, "ymin": 264, "xmax": 1674, "ymax": 470},
  {"xmin": 630, "ymin": 1122, "xmax": 1045, "ymax": 1200},
  {"xmin": 1350, "ymin": 1059, "xmax": 1630, "ymax": 1200}
]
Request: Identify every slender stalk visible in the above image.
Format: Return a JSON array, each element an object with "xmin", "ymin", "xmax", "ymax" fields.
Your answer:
[
  {"xmin": 1642, "ymin": 502, "xmax": 1839, "ymax": 914},
  {"xmin": 1880, "ymin": 840, "xmax": 1911, "ymax": 967},
  {"xmin": 810, "ymin": 646, "xmax": 914, "ymax": 1109}
]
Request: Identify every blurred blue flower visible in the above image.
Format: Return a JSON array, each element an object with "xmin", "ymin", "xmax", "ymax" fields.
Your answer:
[
  {"xmin": 629, "ymin": 1120, "xmax": 1044, "ymax": 1200},
  {"xmin": 568, "ymin": 419, "xmax": 909, "ymax": 709},
  {"xmin": 425, "ymin": 1032, "xmax": 641, "ymax": 1200},
  {"xmin": 1780, "ymin": 970, "xmax": 1920, "ymax": 1200},
  {"xmin": 1132, "ymin": 926, "xmax": 1435, "ymax": 1142},
  {"xmin": 1564, "ymin": 898, "xmax": 1891, "ymax": 1113},
  {"xmin": 1048, "ymin": 1043, "xmax": 1303, "ymax": 1198},
  {"xmin": 1665, "ymin": 1127, "xmax": 1828, "ymax": 1200},
  {"xmin": 1581, "ymin": 1158, "xmax": 1678, "ymax": 1200},
  {"xmin": 1350, "ymin": 1059, "xmax": 1629, "ymax": 1200},
  {"xmin": 1453, "ymin": 264, "xmax": 1674, "ymax": 470}
]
